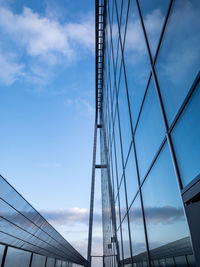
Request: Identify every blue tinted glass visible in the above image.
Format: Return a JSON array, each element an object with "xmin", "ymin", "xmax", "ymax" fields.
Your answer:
[
  {"xmin": 123, "ymin": 0, "xmax": 150, "ymax": 128},
  {"xmin": 118, "ymin": 69, "xmax": 132, "ymax": 160},
  {"xmin": 46, "ymin": 258, "xmax": 55, "ymax": 267},
  {"xmin": 4, "ymin": 247, "xmax": 31, "ymax": 267},
  {"xmin": 121, "ymin": 216, "xmax": 131, "ymax": 260},
  {"xmin": 171, "ymin": 83, "xmax": 200, "ymax": 187},
  {"xmin": 31, "ymin": 254, "xmax": 46, "ymax": 267},
  {"xmin": 114, "ymin": 115, "xmax": 123, "ymax": 179},
  {"xmin": 155, "ymin": 0, "xmax": 200, "ymax": 125},
  {"xmin": 142, "ymin": 144, "xmax": 193, "ymax": 259},
  {"xmin": 119, "ymin": 178, "xmax": 127, "ymax": 220},
  {"xmin": 117, "ymin": 229, "xmax": 123, "ymax": 260},
  {"xmin": 135, "ymin": 79, "xmax": 165, "ymax": 181},
  {"xmin": 124, "ymin": 145, "xmax": 138, "ymax": 207},
  {"xmin": 129, "ymin": 194, "xmax": 147, "ymax": 261},
  {"xmin": 139, "ymin": 0, "xmax": 170, "ymax": 57},
  {"xmin": 0, "ymin": 245, "xmax": 5, "ymax": 265}
]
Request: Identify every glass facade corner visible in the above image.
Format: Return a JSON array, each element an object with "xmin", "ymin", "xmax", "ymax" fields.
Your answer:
[{"xmin": 98, "ymin": 0, "xmax": 200, "ymax": 266}]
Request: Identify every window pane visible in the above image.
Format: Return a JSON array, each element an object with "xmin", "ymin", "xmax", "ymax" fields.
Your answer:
[
  {"xmin": 31, "ymin": 254, "xmax": 46, "ymax": 267},
  {"xmin": 121, "ymin": 216, "xmax": 131, "ymax": 260},
  {"xmin": 4, "ymin": 247, "xmax": 31, "ymax": 267},
  {"xmin": 129, "ymin": 194, "xmax": 147, "ymax": 264},
  {"xmin": 142, "ymin": 143, "xmax": 193, "ymax": 260},
  {"xmin": 124, "ymin": 145, "xmax": 138, "ymax": 207},
  {"xmin": 155, "ymin": 0, "xmax": 200, "ymax": 124},
  {"xmin": 171, "ymin": 83, "xmax": 200, "ymax": 187},
  {"xmin": 123, "ymin": 0, "xmax": 151, "ymax": 128},
  {"xmin": 165, "ymin": 257, "xmax": 174, "ymax": 267},
  {"xmin": 0, "ymin": 245, "xmax": 5, "ymax": 265},
  {"xmin": 46, "ymin": 257, "xmax": 55, "ymax": 267},
  {"xmin": 139, "ymin": 0, "xmax": 170, "ymax": 57},
  {"xmin": 135, "ymin": 78, "xmax": 165, "ymax": 181},
  {"xmin": 174, "ymin": 256, "xmax": 187, "ymax": 267},
  {"xmin": 114, "ymin": 114, "xmax": 123, "ymax": 180},
  {"xmin": 117, "ymin": 68, "xmax": 132, "ymax": 160},
  {"xmin": 119, "ymin": 178, "xmax": 127, "ymax": 220}
]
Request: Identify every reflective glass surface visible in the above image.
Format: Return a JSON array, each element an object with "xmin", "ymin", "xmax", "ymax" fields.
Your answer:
[
  {"xmin": 114, "ymin": 115, "xmax": 123, "ymax": 180},
  {"xmin": 121, "ymin": 216, "xmax": 131, "ymax": 260},
  {"xmin": 31, "ymin": 254, "xmax": 46, "ymax": 267},
  {"xmin": 174, "ymin": 256, "xmax": 187, "ymax": 267},
  {"xmin": 139, "ymin": 0, "xmax": 170, "ymax": 57},
  {"xmin": 119, "ymin": 178, "xmax": 127, "ymax": 220},
  {"xmin": 124, "ymin": 145, "xmax": 138, "ymax": 206},
  {"xmin": 171, "ymin": 82, "xmax": 200, "ymax": 187},
  {"xmin": 142, "ymin": 144, "xmax": 193, "ymax": 257},
  {"xmin": 4, "ymin": 247, "xmax": 31, "ymax": 267},
  {"xmin": 135, "ymin": 79, "xmax": 165, "ymax": 181},
  {"xmin": 155, "ymin": 0, "xmax": 200, "ymax": 124},
  {"xmin": 0, "ymin": 245, "xmax": 5, "ymax": 265},
  {"xmin": 117, "ymin": 68, "xmax": 132, "ymax": 160},
  {"xmin": 46, "ymin": 258, "xmax": 55, "ymax": 267},
  {"xmin": 123, "ymin": 0, "xmax": 150, "ymax": 129},
  {"xmin": 129, "ymin": 194, "xmax": 147, "ymax": 259}
]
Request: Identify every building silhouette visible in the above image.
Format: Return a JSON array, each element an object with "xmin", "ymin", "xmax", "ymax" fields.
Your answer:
[{"xmin": 0, "ymin": 0, "xmax": 200, "ymax": 266}]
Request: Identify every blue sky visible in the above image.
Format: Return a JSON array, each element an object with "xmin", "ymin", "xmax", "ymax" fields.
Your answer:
[{"xmin": 0, "ymin": 0, "xmax": 103, "ymax": 257}]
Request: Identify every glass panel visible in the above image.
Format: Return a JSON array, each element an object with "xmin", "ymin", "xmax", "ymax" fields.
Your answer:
[
  {"xmin": 124, "ymin": 145, "xmax": 138, "ymax": 207},
  {"xmin": 166, "ymin": 257, "xmax": 174, "ymax": 267},
  {"xmin": 187, "ymin": 255, "xmax": 196, "ymax": 267},
  {"xmin": 0, "ymin": 245, "xmax": 5, "ymax": 265},
  {"xmin": 142, "ymin": 143, "xmax": 194, "ymax": 261},
  {"xmin": 121, "ymin": 216, "xmax": 131, "ymax": 260},
  {"xmin": 117, "ymin": 229, "xmax": 123, "ymax": 260},
  {"xmin": 129, "ymin": 194, "xmax": 147, "ymax": 262},
  {"xmin": 171, "ymin": 83, "xmax": 200, "ymax": 187},
  {"xmin": 123, "ymin": 0, "xmax": 151, "ymax": 129},
  {"xmin": 139, "ymin": 0, "xmax": 170, "ymax": 57},
  {"xmin": 135, "ymin": 79, "xmax": 165, "ymax": 181},
  {"xmin": 114, "ymin": 114, "xmax": 123, "ymax": 180},
  {"xmin": 119, "ymin": 178, "xmax": 127, "ymax": 220},
  {"xmin": 155, "ymin": 0, "xmax": 200, "ymax": 124},
  {"xmin": 46, "ymin": 257, "xmax": 55, "ymax": 267},
  {"xmin": 31, "ymin": 254, "xmax": 46, "ymax": 267},
  {"xmin": 159, "ymin": 259, "xmax": 166, "ymax": 267},
  {"xmin": 117, "ymin": 68, "xmax": 132, "ymax": 160},
  {"xmin": 174, "ymin": 256, "xmax": 187, "ymax": 267},
  {"xmin": 4, "ymin": 247, "xmax": 31, "ymax": 267}
]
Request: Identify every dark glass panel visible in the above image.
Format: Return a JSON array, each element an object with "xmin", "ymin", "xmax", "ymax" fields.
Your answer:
[
  {"xmin": 4, "ymin": 247, "xmax": 31, "ymax": 267},
  {"xmin": 121, "ymin": 216, "xmax": 131, "ymax": 260},
  {"xmin": 117, "ymin": 68, "xmax": 132, "ymax": 160},
  {"xmin": 124, "ymin": 144, "xmax": 138, "ymax": 207},
  {"xmin": 129, "ymin": 195, "xmax": 147, "ymax": 260},
  {"xmin": 123, "ymin": 0, "xmax": 151, "ymax": 129},
  {"xmin": 171, "ymin": 83, "xmax": 200, "ymax": 187},
  {"xmin": 139, "ymin": 0, "xmax": 170, "ymax": 57},
  {"xmin": 142, "ymin": 144, "xmax": 193, "ymax": 260},
  {"xmin": 165, "ymin": 257, "xmax": 174, "ymax": 267},
  {"xmin": 187, "ymin": 255, "xmax": 196, "ymax": 267},
  {"xmin": 135, "ymin": 79, "xmax": 165, "ymax": 181},
  {"xmin": 174, "ymin": 256, "xmax": 187, "ymax": 267},
  {"xmin": 155, "ymin": 0, "xmax": 200, "ymax": 124}
]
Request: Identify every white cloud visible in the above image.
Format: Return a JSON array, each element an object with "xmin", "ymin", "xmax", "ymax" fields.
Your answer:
[
  {"xmin": 41, "ymin": 207, "xmax": 102, "ymax": 226},
  {"xmin": 0, "ymin": 6, "xmax": 94, "ymax": 85},
  {"xmin": 0, "ymin": 51, "xmax": 24, "ymax": 85}
]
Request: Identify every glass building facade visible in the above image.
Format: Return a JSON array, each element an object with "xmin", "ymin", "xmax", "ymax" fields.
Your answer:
[
  {"xmin": 96, "ymin": 0, "xmax": 200, "ymax": 266},
  {"xmin": 0, "ymin": 175, "xmax": 88, "ymax": 267}
]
